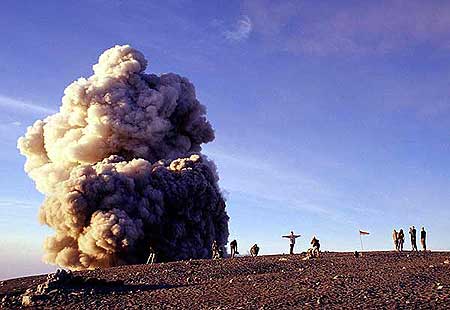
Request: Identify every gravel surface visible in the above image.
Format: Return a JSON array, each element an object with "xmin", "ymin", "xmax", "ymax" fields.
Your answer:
[{"xmin": 0, "ymin": 251, "xmax": 449, "ymax": 309}]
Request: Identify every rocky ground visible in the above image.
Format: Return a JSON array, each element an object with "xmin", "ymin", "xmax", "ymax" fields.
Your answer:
[{"xmin": 0, "ymin": 251, "xmax": 449, "ymax": 309}]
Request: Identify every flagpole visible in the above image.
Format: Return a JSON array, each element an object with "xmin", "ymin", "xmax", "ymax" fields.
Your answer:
[{"xmin": 360, "ymin": 233, "xmax": 364, "ymax": 251}]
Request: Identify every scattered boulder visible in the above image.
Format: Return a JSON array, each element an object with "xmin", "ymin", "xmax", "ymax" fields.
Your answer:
[
  {"xmin": 19, "ymin": 268, "xmax": 125, "ymax": 307},
  {"xmin": 21, "ymin": 294, "xmax": 33, "ymax": 307},
  {"xmin": 21, "ymin": 288, "xmax": 45, "ymax": 307}
]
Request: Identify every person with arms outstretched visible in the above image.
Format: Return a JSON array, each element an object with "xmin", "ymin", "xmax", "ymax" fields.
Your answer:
[{"xmin": 282, "ymin": 231, "xmax": 301, "ymax": 254}]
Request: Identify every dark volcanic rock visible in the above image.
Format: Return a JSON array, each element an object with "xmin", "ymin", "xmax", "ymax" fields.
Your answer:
[{"xmin": 0, "ymin": 251, "xmax": 449, "ymax": 309}]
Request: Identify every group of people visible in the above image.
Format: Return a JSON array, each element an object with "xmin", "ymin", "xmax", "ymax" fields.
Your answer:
[
  {"xmin": 212, "ymin": 239, "xmax": 260, "ymax": 259},
  {"xmin": 147, "ymin": 227, "xmax": 429, "ymax": 265},
  {"xmin": 392, "ymin": 226, "xmax": 427, "ymax": 252},
  {"xmin": 210, "ymin": 231, "xmax": 320, "ymax": 260},
  {"xmin": 282, "ymin": 231, "xmax": 320, "ymax": 258}
]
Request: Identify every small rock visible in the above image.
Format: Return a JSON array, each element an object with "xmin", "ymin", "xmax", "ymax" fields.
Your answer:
[
  {"xmin": 444, "ymin": 260, "xmax": 449, "ymax": 264},
  {"xmin": 229, "ymin": 279, "xmax": 233, "ymax": 284},
  {"xmin": 437, "ymin": 285, "xmax": 443, "ymax": 290},
  {"xmin": 333, "ymin": 275, "xmax": 342, "ymax": 280},
  {"xmin": 21, "ymin": 295, "xmax": 34, "ymax": 307}
]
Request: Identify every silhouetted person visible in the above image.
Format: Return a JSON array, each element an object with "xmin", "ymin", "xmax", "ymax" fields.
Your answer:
[
  {"xmin": 410, "ymin": 226, "xmax": 418, "ymax": 251},
  {"xmin": 398, "ymin": 229, "xmax": 405, "ymax": 251},
  {"xmin": 218, "ymin": 246, "xmax": 224, "ymax": 258},
  {"xmin": 250, "ymin": 244, "xmax": 259, "ymax": 257},
  {"xmin": 307, "ymin": 236, "xmax": 320, "ymax": 258},
  {"xmin": 282, "ymin": 231, "xmax": 301, "ymax": 254},
  {"xmin": 230, "ymin": 239, "xmax": 238, "ymax": 258},
  {"xmin": 146, "ymin": 244, "xmax": 156, "ymax": 264},
  {"xmin": 420, "ymin": 227, "xmax": 427, "ymax": 251},
  {"xmin": 211, "ymin": 240, "xmax": 220, "ymax": 259},
  {"xmin": 392, "ymin": 229, "xmax": 399, "ymax": 251},
  {"xmin": 354, "ymin": 251, "xmax": 360, "ymax": 258}
]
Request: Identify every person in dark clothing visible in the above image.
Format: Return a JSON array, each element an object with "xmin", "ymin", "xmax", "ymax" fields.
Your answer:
[
  {"xmin": 420, "ymin": 227, "xmax": 427, "ymax": 251},
  {"xmin": 398, "ymin": 229, "xmax": 405, "ymax": 251},
  {"xmin": 307, "ymin": 236, "xmax": 321, "ymax": 258},
  {"xmin": 230, "ymin": 239, "xmax": 238, "ymax": 258},
  {"xmin": 410, "ymin": 226, "xmax": 418, "ymax": 251},
  {"xmin": 250, "ymin": 244, "xmax": 260, "ymax": 257}
]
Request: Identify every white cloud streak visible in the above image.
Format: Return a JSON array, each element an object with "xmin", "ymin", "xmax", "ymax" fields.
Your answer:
[
  {"xmin": 0, "ymin": 199, "xmax": 37, "ymax": 210},
  {"xmin": 0, "ymin": 95, "xmax": 56, "ymax": 115},
  {"xmin": 243, "ymin": 0, "xmax": 450, "ymax": 55},
  {"xmin": 224, "ymin": 15, "xmax": 253, "ymax": 42}
]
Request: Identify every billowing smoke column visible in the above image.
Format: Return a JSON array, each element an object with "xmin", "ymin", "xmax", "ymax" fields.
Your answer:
[{"xmin": 17, "ymin": 45, "xmax": 229, "ymax": 270}]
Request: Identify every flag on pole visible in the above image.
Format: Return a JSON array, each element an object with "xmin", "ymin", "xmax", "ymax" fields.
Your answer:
[{"xmin": 359, "ymin": 229, "xmax": 369, "ymax": 251}]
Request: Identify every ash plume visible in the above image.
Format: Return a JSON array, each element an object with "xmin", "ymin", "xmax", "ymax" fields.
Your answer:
[{"xmin": 17, "ymin": 45, "xmax": 229, "ymax": 270}]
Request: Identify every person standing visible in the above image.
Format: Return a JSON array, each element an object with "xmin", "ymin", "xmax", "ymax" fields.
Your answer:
[
  {"xmin": 282, "ymin": 231, "xmax": 301, "ymax": 254},
  {"xmin": 230, "ymin": 239, "xmax": 238, "ymax": 258},
  {"xmin": 398, "ymin": 229, "xmax": 405, "ymax": 251},
  {"xmin": 420, "ymin": 227, "xmax": 427, "ymax": 251},
  {"xmin": 410, "ymin": 226, "xmax": 418, "ymax": 251},
  {"xmin": 211, "ymin": 240, "xmax": 220, "ymax": 259},
  {"xmin": 392, "ymin": 229, "xmax": 398, "ymax": 251}
]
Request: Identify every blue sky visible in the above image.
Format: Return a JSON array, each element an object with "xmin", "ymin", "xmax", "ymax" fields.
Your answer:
[{"xmin": 1, "ymin": 0, "xmax": 450, "ymax": 279}]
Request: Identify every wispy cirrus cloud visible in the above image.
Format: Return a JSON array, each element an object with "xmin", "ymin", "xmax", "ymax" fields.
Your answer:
[
  {"xmin": 204, "ymin": 145, "xmax": 387, "ymax": 229},
  {"xmin": 0, "ymin": 95, "xmax": 56, "ymax": 115},
  {"xmin": 224, "ymin": 15, "xmax": 253, "ymax": 42},
  {"xmin": 0, "ymin": 199, "xmax": 37, "ymax": 210},
  {"xmin": 243, "ymin": 0, "xmax": 450, "ymax": 55}
]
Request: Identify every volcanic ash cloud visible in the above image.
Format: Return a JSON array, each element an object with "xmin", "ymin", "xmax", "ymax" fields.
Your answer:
[{"xmin": 17, "ymin": 45, "xmax": 229, "ymax": 270}]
